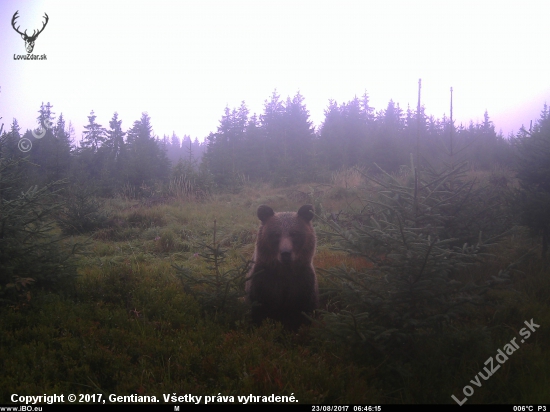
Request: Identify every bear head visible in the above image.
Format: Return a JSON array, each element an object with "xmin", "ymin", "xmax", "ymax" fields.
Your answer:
[{"xmin": 255, "ymin": 204, "xmax": 316, "ymax": 266}]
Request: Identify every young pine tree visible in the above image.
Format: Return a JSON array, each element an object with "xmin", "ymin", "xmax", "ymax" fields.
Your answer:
[
  {"xmin": 0, "ymin": 134, "xmax": 83, "ymax": 303},
  {"xmin": 513, "ymin": 104, "xmax": 550, "ymax": 257}
]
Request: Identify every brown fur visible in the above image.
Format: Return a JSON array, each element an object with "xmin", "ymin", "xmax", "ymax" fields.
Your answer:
[{"xmin": 246, "ymin": 204, "xmax": 318, "ymax": 330}]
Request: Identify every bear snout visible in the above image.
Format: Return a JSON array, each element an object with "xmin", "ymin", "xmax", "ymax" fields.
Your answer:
[
  {"xmin": 280, "ymin": 250, "xmax": 292, "ymax": 263},
  {"xmin": 279, "ymin": 237, "xmax": 293, "ymax": 263}
]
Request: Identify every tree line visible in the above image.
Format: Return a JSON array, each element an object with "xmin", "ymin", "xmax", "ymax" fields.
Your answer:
[{"xmin": 0, "ymin": 90, "xmax": 527, "ymax": 195}]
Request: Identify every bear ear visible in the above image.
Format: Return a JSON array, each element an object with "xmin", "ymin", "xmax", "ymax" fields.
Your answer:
[
  {"xmin": 257, "ymin": 205, "xmax": 275, "ymax": 223},
  {"xmin": 297, "ymin": 204, "xmax": 314, "ymax": 222}
]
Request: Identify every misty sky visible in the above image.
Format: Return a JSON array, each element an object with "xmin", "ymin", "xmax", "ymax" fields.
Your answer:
[{"xmin": 1, "ymin": 0, "xmax": 549, "ymax": 141}]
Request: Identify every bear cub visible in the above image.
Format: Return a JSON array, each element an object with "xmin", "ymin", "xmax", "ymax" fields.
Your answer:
[{"xmin": 246, "ymin": 204, "xmax": 318, "ymax": 330}]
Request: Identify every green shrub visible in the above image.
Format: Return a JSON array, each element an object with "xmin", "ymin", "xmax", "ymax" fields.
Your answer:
[{"xmin": 57, "ymin": 186, "xmax": 110, "ymax": 235}]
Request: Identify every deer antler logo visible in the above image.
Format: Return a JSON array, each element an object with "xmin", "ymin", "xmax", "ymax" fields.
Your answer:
[{"xmin": 11, "ymin": 11, "xmax": 49, "ymax": 54}]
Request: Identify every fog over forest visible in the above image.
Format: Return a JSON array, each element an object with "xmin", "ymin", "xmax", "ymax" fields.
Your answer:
[{"xmin": 0, "ymin": 87, "xmax": 522, "ymax": 195}]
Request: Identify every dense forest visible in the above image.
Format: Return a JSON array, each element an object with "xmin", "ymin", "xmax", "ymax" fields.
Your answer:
[{"xmin": 1, "ymin": 90, "xmax": 515, "ymax": 196}]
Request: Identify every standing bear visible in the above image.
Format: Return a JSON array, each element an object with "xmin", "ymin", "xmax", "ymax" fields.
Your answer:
[{"xmin": 246, "ymin": 204, "xmax": 319, "ymax": 330}]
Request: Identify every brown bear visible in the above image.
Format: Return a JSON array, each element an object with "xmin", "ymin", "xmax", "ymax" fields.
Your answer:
[{"xmin": 246, "ymin": 204, "xmax": 318, "ymax": 330}]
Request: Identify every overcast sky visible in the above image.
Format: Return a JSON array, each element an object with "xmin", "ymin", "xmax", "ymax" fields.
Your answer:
[{"xmin": 1, "ymin": 0, "xmax": 549, "ymax": 142}]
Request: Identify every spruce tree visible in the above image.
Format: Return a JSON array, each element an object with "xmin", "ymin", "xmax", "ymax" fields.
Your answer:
[
  {"xmin": 203, "ymin": 102, "xmax": 249, "ymax": 190},
  {"xmin": 513, "ymin": 104, "xmax": 550, "ymax": 257},
  {"xmin": 124, "ymin": 112, "xmax": 170, "ymax": 194},
  {"xmin": 101, "ymin": 112, "xmax": 126, "ymax": 193},
  {"xmin": 319, "ymin": 158, "xmax": 512, "ymax": 354},
  {"xmin": 2, "ymin": 118, "xmax": 22, "ymax": 159},
  {"xmin": 260, "ymin": 90, "xmax": 286, "ymax": 178},
  {"xmin": 80, "ymin": 110, "xmax": 106, "ymax": 153},
  {"xmin": 48, "ymin": 113, "xmax": 72, "ymax": 182},
  {"xmin": 0, "ymin": 134, "xmax": 83, "ymax": 302},
  {"xmin": 104, "ymin": 112, "xmax": 125, "ymax": 163},
  {"xmin": 281, "ymin": 91, "xmax": 315, "ymax": 184},
  {"xmin": 73, "ymin": 110, "xmax": 107, "ymax": 188}
]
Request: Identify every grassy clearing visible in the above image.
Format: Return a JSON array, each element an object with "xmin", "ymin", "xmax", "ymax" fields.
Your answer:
[{"xmin": 1, "ymin": 174, "xmax": 549, "ymax": 404}]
